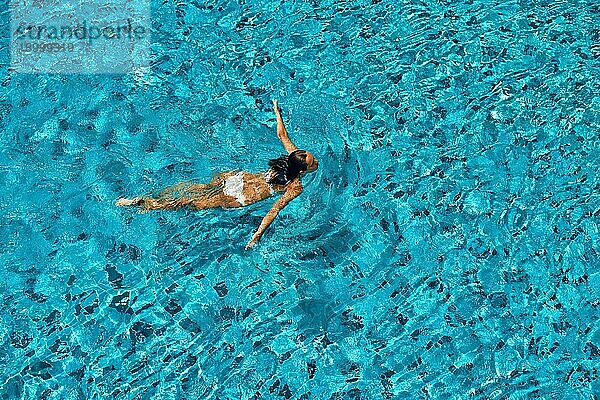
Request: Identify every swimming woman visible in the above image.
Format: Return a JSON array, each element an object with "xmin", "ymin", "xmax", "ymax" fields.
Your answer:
[{"xmin": 116, "ymin": 100, "xmax": 319, "ymax": 250}]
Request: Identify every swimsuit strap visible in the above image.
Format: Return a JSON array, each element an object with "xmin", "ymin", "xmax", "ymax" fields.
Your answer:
[{"xmin": 263, "ymin": 171, "xmax": 277, "ymax": 195}]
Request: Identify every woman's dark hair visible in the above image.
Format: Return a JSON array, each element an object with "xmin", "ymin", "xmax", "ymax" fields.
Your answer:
[{"xmin": 267, "ymin": 149, "xmax": 309, "ymax": 185}]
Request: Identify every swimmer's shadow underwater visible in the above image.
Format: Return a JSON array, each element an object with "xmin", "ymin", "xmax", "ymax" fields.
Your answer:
[{"xmin": 116, "ymin": 100, "xmax": 319, "ymax": 250}]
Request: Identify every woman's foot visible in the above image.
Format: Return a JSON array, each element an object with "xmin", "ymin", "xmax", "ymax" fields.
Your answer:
[{"xmin": 116, "ymin": 197, "xmax": 142, "ymax": 207}]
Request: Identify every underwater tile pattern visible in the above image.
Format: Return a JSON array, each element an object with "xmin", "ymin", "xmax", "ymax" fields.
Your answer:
[{"xmin": 1, "ymin": 0, "xmax": 600, "ymax": 398}]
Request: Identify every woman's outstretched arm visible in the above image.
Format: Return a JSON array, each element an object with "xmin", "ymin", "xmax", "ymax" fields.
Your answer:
[
  {"xmin": 273, "ymin": 99, "xmax": 299, "ymax": 154},
  {"xmin": 245, "ymin": 179, "xmax": 303, "ymax": 249}
]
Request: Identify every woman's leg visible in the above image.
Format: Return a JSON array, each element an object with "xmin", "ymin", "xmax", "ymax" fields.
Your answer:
[
  {"xmin": 117, "ymin": 181, "xmax": 198, "ymax": 210},
  {"xmin": 116, "ymin": 179, "xmax": 235, "ymax": 211},
  {"xmin": 157, "ymin": 181, "xmax": 195, "ymax": 198},
  {"xmin": 115, "ymin": 195, "xmax": 194, "ymax": 211}
]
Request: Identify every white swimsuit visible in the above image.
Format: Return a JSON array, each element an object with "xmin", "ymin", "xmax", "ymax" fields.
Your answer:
[
  {"xmin": 222, "ymin": 171, "xmax": 248, "ymax": 206},
  {"xmin": 221, "ymin": 171, "xmax": 277, "ymax": 206}
]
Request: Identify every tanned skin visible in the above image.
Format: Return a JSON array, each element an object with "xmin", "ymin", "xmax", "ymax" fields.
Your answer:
[{"xmin": 116, "ymin": 99, "xmax": 319, "ymax": 250}]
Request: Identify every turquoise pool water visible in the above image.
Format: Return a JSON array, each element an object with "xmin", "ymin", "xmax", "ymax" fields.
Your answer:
[{"xmin": 1, "ymin": 0, "xmax": 600, "ymax": 398}]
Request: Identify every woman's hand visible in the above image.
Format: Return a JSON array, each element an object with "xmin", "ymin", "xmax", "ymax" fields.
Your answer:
[
  {"xmin": 245, "ymin": 180, "xmax": 302, "ymax": 251},
  {"xmin": 245, "ymin": 237, "xmax": 258, "ymax": 250},
  {"xmin": 273, "ymin": 99, "xmax": 278, "ymax": 111}
]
